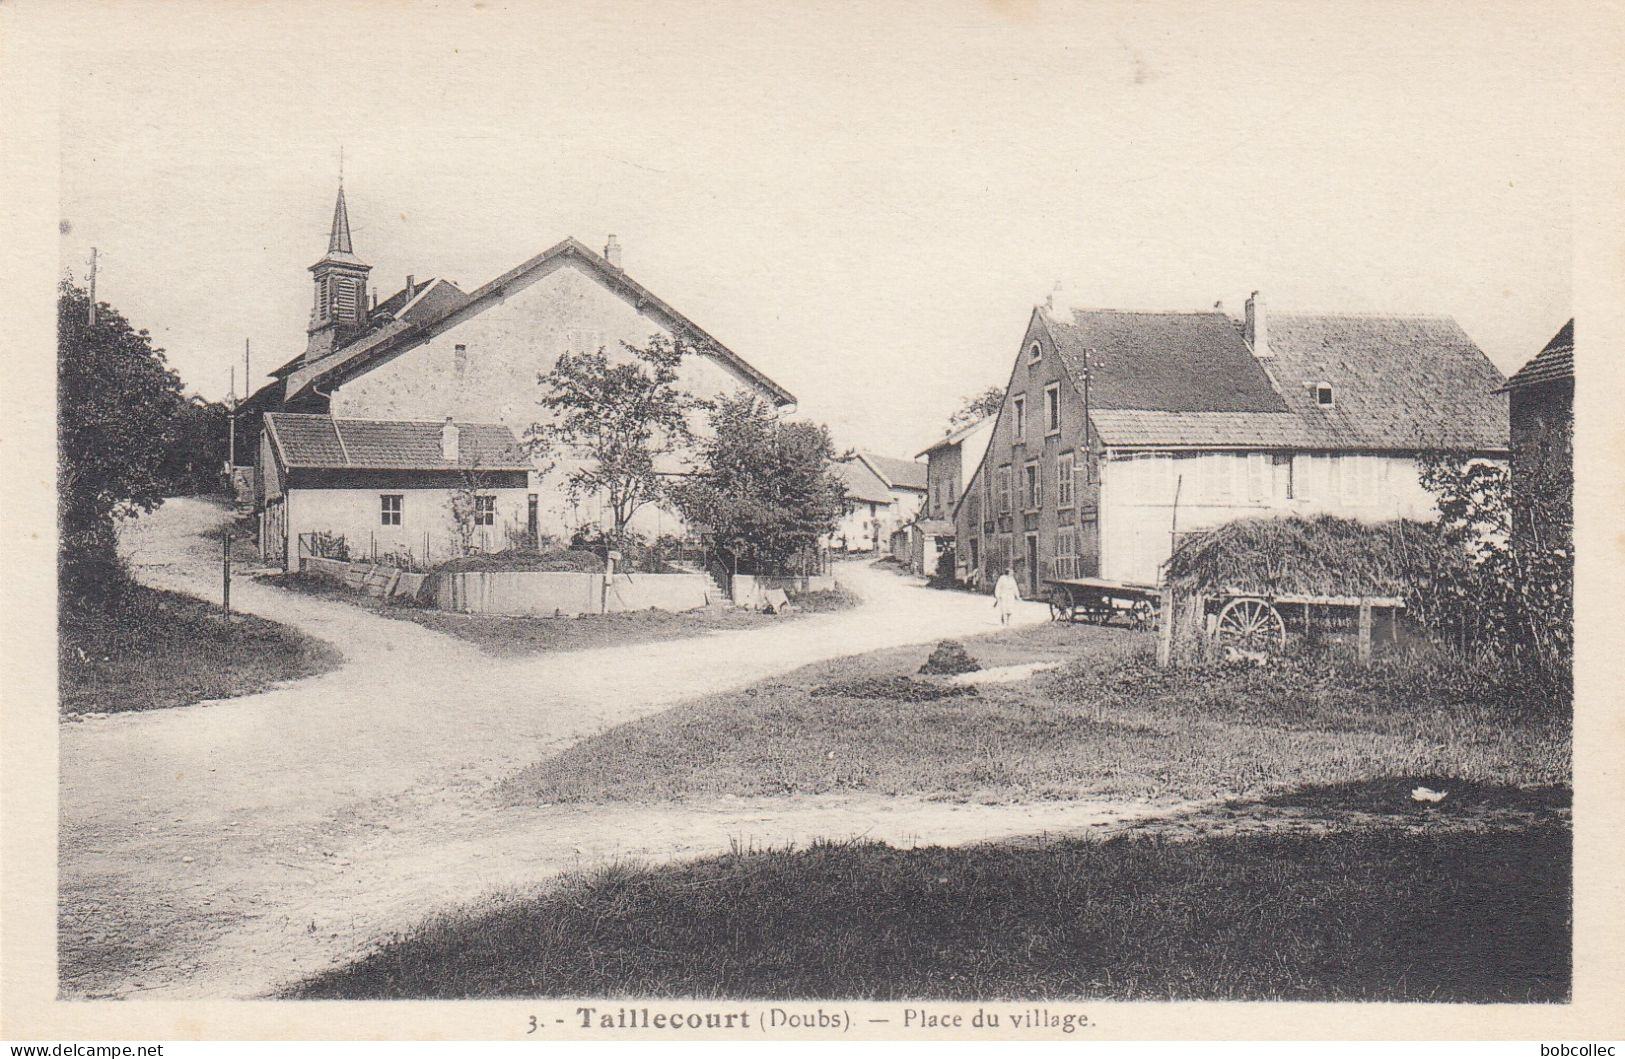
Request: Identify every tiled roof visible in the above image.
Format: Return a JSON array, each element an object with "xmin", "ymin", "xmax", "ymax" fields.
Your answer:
[
  {"xmin": 833, "ymin": 458, "xmax": 895, "ymax": 505},
  {"xmin": 286, "ymin": 237, "xmax": 795, "ymax": 408},
  {"xmin": 860, "ymin": 452, "xmax": 928, "ymax": 491},
  {"xmin": 264, "ymin": 413, "xmax": 532, "ymax": 471},
  {"xmin": 1087, "ymin": 410, "xmax": 1311, "ymax": 448},
  {"xmin": 1263, "ymin": 313, "xmax": 1508, "ymax": 451},
  {"xmin": 1047, "ymin": 309, "xmax": 1288, "ymax": 413},
  {"xmin": 1500, "ymin": 319, "xmax": 1574, "ymax": 391}
]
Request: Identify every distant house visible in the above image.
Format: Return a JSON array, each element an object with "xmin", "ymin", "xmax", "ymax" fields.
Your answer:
[
  {"xmin": 954, "ymin": 292, "xmax": 1509, "ymax": 595},
  {"xmin": 1498, "ymin": 319, "xmax": 1573, "ymax": 547},
  {"xmin": 244, "ymin": 183, "xmax": 794, "ymax": 549},
  {"xmin": 914, "ymin": 416, "xmax": 994, "ymax": 577},
  {"xmin": 830, "ymin": 452, "xmax": 927, "ymax": 553},
  {"xmin": 258, "ymin": 413, "xmax": 532, "ymax": 568}
]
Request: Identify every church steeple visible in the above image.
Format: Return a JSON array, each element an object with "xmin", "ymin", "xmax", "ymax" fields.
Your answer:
[
  {"xmin": 328, "ymin": 184, "xmax": 354, "ymax": 256},
  {"xmin": 304, "ymin": 179, "xmax": 372, "ymax": 362}
]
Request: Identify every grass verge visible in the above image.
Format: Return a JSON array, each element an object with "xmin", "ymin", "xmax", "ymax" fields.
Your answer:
[
  {"xmin": 58, "ymin": 582, "xmax": 341, "ymax": 717},
  {"xmin": 504, "ymin": 623, "xmax": 1569, "ymax": 805},
  {"xmin": 290, "ymin": 797, "xmax": 1569, "ymax": 1002},
  {"xmin": 256, "ymin": 571, "xmax": 849, "ymax": 657}
]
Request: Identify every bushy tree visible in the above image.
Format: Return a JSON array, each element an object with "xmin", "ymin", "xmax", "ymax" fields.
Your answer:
[
  {"xmin": 674, "ymin": 393, "xmax": 847, "ymax": 574},
  {"xmin": 157, "ymin": 395, "xmax": 230, "ymax": 496},
  {"xmin": 949, "ymin": 385, "xmax": 1005, "ymax": 429},
  {"xmin": 526, "ymin": 333, "xmax": 704, "ymax": 542},
  {"xmin": 58, "ymin": 279, "xmax": 185, "ymax": 607}
]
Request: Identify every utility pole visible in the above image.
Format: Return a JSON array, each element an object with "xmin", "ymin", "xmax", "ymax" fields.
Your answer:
[
  {"xmin": 87, "ymin": 247, "xmax": 97, "ymax": 325},
  {"xmin": 228, "ymin": 366, "xmax": 238, "ymax": 469}
]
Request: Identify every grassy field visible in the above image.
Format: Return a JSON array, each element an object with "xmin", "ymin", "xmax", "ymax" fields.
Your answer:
[
  {"xmin": 258, "ymin": 572, "xmax": 856, "ymax": 657},
  {"xmin": 503, "ymin": 622, "xmax": 1571, "ymax": 805},
  {"xmin": 292, "ymin": 787, "xmax": 1570, "ymax": 1001},
  {"xmin": 59, "ymin": 582, "xmax": 341, "ymax": 717}
]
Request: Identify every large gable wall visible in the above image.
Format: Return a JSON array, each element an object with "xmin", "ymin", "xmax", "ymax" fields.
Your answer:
[{"xmin": 329, "ymin": 257, "xmax": 766, "ymax": 429}]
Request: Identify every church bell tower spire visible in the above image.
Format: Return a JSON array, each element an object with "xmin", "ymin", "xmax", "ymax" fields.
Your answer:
[{"xmin": 304, "ymin": 170, "xmax": 372, "ymax": 363}]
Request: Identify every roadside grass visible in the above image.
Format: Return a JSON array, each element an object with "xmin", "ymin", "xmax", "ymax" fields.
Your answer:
[
  {"xmin": 504, "ymin": 622, "xmax": 1569, "ymax": 805},
  {"xmin": 290, "ymin": 803, "xmax": 1570, "ymax": 1002},
  {"xmin": 256, "ymin": 571, "xmax": 841, "ymax": 657},
  {"xmin": 58, "ymin": 583, "xmax": 341, "ymax": 717}
]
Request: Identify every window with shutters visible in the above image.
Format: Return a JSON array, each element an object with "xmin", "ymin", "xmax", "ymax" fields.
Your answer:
[
  {"xmin": 1057, "ymin": 451, "xmax": 1075, "ymax": 508},
  {"xmin": 996, "ymin": 465, "xmax": 1012, "ymax": 514},
  {"xmin": 1054, "ymin": 527, "xmax": 1078, "ymax": 579},
  {"xmin": 454, "ymin": 344, "xmax": 469, "ymax": 377},
  {"xmin": 1044, "ymin": 383, "xmax": 1061, "ymax": 434},
  {"xmin": 1011, "ymin": 396, "xmax": 1026, "ymax": 443},
  {"xmin": 1024, "ymin": 461, "xmax": 1040, "ymax": 510}
]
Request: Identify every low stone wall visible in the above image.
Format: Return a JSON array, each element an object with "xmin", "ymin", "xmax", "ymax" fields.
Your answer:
[
  {"xmin": 435, "ymin": 571, "xmax": 714, "ymax": 617},
  {"xmin": 731, "ymin": 573, "xmax": 838, "ymax": 608}
]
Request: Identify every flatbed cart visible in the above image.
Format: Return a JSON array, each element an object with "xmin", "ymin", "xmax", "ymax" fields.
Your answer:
[{"xmin": 1044, "ymin": 577, "xmax": 1162, "ymax": 630}]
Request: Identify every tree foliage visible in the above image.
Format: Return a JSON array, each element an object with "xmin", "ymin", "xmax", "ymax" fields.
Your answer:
[
  {"xmin": 949, "ymin": 385, "xmax": 1005, "ymax": 429},
  {"xmin": 527, "ymin": 333, "xmax": 704, "ymax": 541},
  {"xmin": 58, "ymin": 279, "xmax": 186, "ymax": 606},
  {"xmin": 158, "ymin": 396, "xmax": 231, "ymax": 497},
  {"xmin": 674, "ymin": 393, "xmax": 847, "ymax": 574}
]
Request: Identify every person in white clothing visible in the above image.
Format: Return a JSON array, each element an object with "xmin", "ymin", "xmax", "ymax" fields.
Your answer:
[{"xmin": 993, "ymin": 566, "xmax": 1021, "ymax": 625}]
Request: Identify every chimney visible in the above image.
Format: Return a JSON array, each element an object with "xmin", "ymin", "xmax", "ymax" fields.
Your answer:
[
  {"xmin": 371, "ymin": 290, "xmax": 378, "ymax": 312},
  {"xmin": 1043, "ymin": 279, "xmax": 1074, "ymax": 319},
  {"xmin": 1244, "ymin": 290, "xmax": 1270, "ymax": 357},
  {"xmin": 604, "ymin": 234, "xmax": 622, "ymax": 270},
  {"xmin": 405, "ymin": 275, "xmax": 416, "ymax": 300},
  {"xmin": 440, "ymin": 416, "xmax": 460, "ymax": 462}
]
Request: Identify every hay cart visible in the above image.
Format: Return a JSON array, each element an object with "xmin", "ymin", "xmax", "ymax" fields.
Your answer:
[
  {"xmin": 1046, "ymin": 577, "xmax": 1405, "ymax": 659},
  {"xmin": 1044, "ymin": 577, "xmax": 1162, "ymax": 630}
]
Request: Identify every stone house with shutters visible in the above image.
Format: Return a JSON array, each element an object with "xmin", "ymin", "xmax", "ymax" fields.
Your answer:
[
  {"xmin": 914, "ymin": 415, "xmax": 993, "ymax": 576},
  {"xmin": 247, "ymin": 183, "xmax": 795, "ymax": 564},
  {"xmin": 829, "ymin": 452, "xmax": 928, "ymax": 553},
  {"xmin": 953, "ymin": 292, "xmax": 1510, "ymax": 596}
]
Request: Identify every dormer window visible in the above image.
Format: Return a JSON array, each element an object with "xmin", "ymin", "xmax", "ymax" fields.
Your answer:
[{"xmin": 1315, "ymin": 383, "xmax": 1335, "ymax": 408}]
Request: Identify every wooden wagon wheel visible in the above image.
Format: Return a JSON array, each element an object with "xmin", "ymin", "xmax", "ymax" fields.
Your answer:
[{"xmin": 1215, "ymin": 597, "xmax": 1287, "ymax": 652}]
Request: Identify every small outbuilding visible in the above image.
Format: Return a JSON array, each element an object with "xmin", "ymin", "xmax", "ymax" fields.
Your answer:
[{"xmin": 257, "ymin": 412, "xmax": 534, "ymax": 570}]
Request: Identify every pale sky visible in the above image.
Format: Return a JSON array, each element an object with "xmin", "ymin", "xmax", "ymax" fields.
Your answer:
[{"xmin": 55, "ymin": 0, "xmax": 1574, "ymax": 459}]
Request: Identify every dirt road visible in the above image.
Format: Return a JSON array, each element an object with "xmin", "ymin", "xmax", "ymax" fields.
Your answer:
[{"xmin": 60, "ymin": 498, "xmax": 1100, "ymax": 999}]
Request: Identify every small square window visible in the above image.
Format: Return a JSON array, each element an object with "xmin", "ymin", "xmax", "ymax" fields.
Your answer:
[
  {"xmin": 1315, "ymin": 383, "xmax": 1335, "ymax": 408},
  {"xmin": 380, "ymin": 494, "xmax": 403, "ymax": 526},
  {"xmin": 474, "ymin": 495, "xmax": 496, "ymax": 526}
]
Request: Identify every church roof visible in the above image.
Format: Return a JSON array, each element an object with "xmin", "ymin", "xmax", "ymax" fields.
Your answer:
[{"xmin": 285, "ymin": 236, "xmax": 794, "ymax": 408}]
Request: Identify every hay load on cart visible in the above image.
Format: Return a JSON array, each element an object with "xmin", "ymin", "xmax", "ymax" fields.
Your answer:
[{"xmin": 1162, "ymin": 514, "xmax": 1452, "ymax": 655}]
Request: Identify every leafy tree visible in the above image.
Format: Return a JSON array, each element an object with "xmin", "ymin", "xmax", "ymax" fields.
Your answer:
[
  {"xmin": 58, "ymin": 279, "xmax": 185, "ymax": 607},
  {"xmin": 526, "ymin": 333, "xmax": 704, "ymax": 542},
  {"xmin": 674, "ymin": 393, "xmax": 847, "ymax": 574},
  {"xmin": 949, "ymin": 385, "xmax": 1005, "ymax": 429},
  {"xmin": 157, "ymin": 395, "xmax": 230, "ymax": 496}
]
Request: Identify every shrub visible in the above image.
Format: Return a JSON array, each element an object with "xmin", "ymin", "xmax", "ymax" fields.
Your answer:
[{"xmin": 918, "ymin": 639, "xmax": 980, "ymax": 676}]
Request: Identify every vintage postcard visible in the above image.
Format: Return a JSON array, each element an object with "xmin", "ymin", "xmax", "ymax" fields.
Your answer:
[{"xmin": 3, "ymin": 0, "xmax": 1622, "ymax": 1047}]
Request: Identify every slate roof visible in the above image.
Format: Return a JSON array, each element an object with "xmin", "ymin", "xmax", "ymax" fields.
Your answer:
[
  {"xmin": 285, "ymin": 237, "xmax": 794, "ymax": 408},
  {"xmin": 859, "ymin": 452, "xmax": 928, "ymax": 491},
  {"xmin": 1047, "ymin": 309, "xmax": 1288, "ymax": 413},
  {"xmin": 1262, "ymin": 313, "xmax": 1508, "ymax": 451},
  {"xmin": 834, "ymin": 458, "xmax": 895, "ymax": 505},
  {"xmin": 264, "ymin": 413, "xmax": 532, "ymax": 472},
  {"xmin": 1500, "ymin": 319, "xmax": 1574, "ymax": 392}
]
